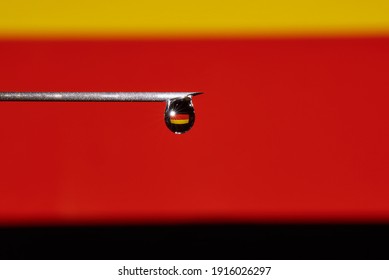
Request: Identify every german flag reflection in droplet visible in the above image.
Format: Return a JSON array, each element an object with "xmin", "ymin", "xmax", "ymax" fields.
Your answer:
[{"xmin": 170, "ymin": 113, "xmax": 190, "ymax": 125}]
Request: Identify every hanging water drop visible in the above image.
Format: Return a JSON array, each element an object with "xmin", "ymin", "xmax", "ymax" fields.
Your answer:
[{"xmin": 164, "ymin": 96, "xmax": 195, "ymax": 134}]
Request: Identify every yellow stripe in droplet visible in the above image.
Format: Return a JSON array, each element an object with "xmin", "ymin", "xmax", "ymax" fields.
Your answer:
[{"xmin": 171, "ymin": 119, "xmax": 189, "ymax": 124}]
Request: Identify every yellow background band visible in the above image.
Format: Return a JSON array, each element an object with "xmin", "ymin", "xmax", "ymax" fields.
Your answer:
[{"xmin": 1, "ymin": 0, "xmax": 389, "ymax": 37}]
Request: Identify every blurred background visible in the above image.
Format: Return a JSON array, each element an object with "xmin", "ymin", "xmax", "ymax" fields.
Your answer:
[{"xmin": 0, "ymin": 1, "xmax": 388, "ymax": 257}]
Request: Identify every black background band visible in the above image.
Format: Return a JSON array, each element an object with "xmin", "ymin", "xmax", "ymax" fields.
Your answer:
[{"xmin": 0, "ymin": 224, "xmax": 388, "ymax": 259}]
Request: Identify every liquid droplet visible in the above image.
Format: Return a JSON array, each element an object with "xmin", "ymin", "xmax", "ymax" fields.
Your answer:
[{"xmin": 165, "ymin": 96, "xmax": 195, "ymax": 134}]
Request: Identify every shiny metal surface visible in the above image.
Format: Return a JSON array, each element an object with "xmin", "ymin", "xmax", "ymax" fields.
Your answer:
[{"xmin": 0, "ymin": 92, "xmax": 203, "ymax": 102}]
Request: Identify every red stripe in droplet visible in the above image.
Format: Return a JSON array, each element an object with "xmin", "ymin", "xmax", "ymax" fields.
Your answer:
[{"xmin": 170, "ymin": 114, "xmax": 189, "ymax": 120}]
